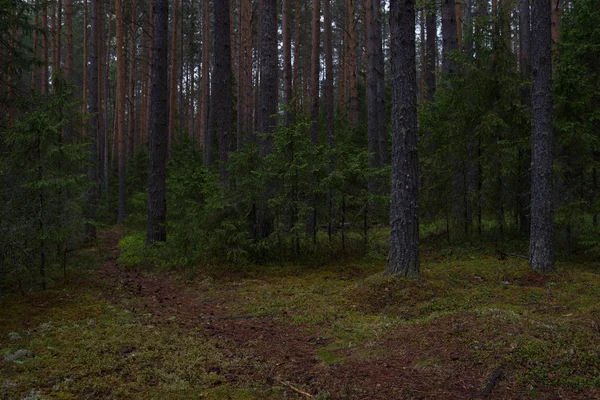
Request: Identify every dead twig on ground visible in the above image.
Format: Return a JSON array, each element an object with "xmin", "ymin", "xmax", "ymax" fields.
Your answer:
[
  {"xmin": 496, "ymin": 250, "xmax": 528, "ymax": 260},
  {"xmin": 481, "ymin": 365, "xmax": 504, "ymax": 398},
  {"xmin": 277, "ymin": 379, "xmax": 314, "ymax": 398}
]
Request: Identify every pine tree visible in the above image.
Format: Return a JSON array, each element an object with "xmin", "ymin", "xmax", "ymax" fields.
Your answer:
[
  {"xmin": 147, "ymin": 0, "xmax": 169, "ymax": 244},
  {"xmin": 387, "ymin": 0, "xmax": 420, "ymax": 278}
]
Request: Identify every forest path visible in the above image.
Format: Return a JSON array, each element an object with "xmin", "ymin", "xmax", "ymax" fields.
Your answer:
[{"xmin": 94, "ymin": 230, "xmax": 593, "ymax": 400}]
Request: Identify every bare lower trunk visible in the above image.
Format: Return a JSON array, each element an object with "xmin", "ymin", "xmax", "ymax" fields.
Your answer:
[
  {"xmin": 387, "ymin": 0, "xmax": 420, "ymax": 279},
  {"xmin": 529, "ymin": 0, "xmax": 555, "ymax": 273}
]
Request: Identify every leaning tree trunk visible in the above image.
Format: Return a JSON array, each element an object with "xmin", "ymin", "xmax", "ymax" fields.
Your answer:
[
  {"xmin": 146, "ymin": 0, "xmax": 169, "ymax": 244},
  {"xmin": 387, "ymin": 0, "xmax": 420, "ymax": 279},
  {"xmin": 529, "ymin": 0, "xmax": 555, "ymax": 273}
]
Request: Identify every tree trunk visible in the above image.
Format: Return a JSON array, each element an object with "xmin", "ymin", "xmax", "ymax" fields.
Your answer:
[
  {"xmin": 425, "ymin": 5, "xmax": 436, "ymax": 101},
  {"xmin": 283, "ymin": 0, "xmax": 292, "ymax": 124},
  {"xmin": 147, "ymin": 0, "xmax": 169, "ymax": 244},
  {"xmin": 347, "ymin": 0, "xmax": 359, "ymax": 127},
  {"xmin": 519, "ymin": 0, "xmax": 532, "ymax": 234},
  {"xmin": 128, "ymin": 0, "xmax": 137, "ymax": 156},
  {"xmin": 87, "ymin": 0, "xmax": 100, "ymax": 238},
  {"xmin": 374, "ymin": 0, "xmax": 388, "ymax": 167},
  {"xmin": 309, "ymin": 0, "xmax": 320, "ymax": 144},
  {"xmin": 387, "ymin": 0, "xmax": 420, "ymax": 278},
  {"xmin": 116, "ymin": 0, "xmax": 127, "ymax": 223},
  {"xmin": 201, "ymin": 0, "xmax": 210, "ymax": 159},
  {"xmin": 442, "ymin": 0, "xmax": 458, "ymax": 75},
  {"xmin": 324, "ymin": 0, "xmax": 334, "ymax": 146},
  {"xmin": 529, "ymin": 0, "xmax": 555, "ymax": 273},
  {"xmin": 82, "ymin": 0, "xmax": 88, "ymax": 140},
  {"xmin": 41, "ymin": 4, "xmax": 48, "ymax": 95},
  {"xmin": 168, "ymin": 0, "xmax": 179, "ymax": 151},
  {"xmin": 213, "ymin": 0, "xmax": 234, "ymax": 183},
  {"xmin": 257, "ymin": 0, "xmax": 278, "ymax": 153},
  {"xmin": 238, "ymin": 0, "xmax": 253, "ymax": 145},
  {"xmin": 366, "ymin": 0, "xmax": 380, "ymax": 195}
]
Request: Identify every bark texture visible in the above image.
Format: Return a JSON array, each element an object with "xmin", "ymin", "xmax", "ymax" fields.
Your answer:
[
  {"xmin": 116, "ymin": 0, "xmax": 127, "ymax": 223},
  {"xmin": 146, "ymin": 0, "xmax": 169, "ymax": 244},
  {"xmin": 87, "ymin": 0, "xmax": 99, "ymax": 238},
  {"xmin": 213, "ymin": 0, "xmax": 234, "ymax": 183},
  {"xmin": 442, "ymin": 0, "xmax": 458, "ymax": 75},
  {"xmin": 257, "ymin": 0, "xmax": 278, "ymax": 154},
  {"xmin": 529, "ymin": 0, "xmax": 555, "ymax": 273},
  {"xmin": 425, "ymin": 5, "xmax": 436, "ymax": 101},
  {"xmin": 309, "ymin": 0, "xmax": 321, "ymax": 145},
  {"xmin": 387, "ymin": 0, "xmax": 420, "ymax": 278}
]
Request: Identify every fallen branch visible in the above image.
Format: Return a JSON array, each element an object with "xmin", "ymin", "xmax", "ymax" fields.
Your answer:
[
  {"xmin": 199, "ymin": 314, "xmax": 273, "ymax": 321},
  {"xmin": 496, "ymin": 250, "xmax": 528, "ymax": 260},
  {"xmin": 277, "ymin": 379, "xmax": 314, "ymax": 398},
  {"xmin": 481, "ymin": 365, "xmax": 504, "ymax": 398}
]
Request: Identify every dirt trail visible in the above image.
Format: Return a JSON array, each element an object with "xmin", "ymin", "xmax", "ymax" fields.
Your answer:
[{"xmin": 96, "ymin": 230, "xmax": 588, "ymax": 400}]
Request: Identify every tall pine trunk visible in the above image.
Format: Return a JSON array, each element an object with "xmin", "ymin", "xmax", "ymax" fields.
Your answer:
[
  {"xmin": 116, "ymin": 0, "xmax": 127, "ymax": 223},
  {"xmin": 213, "ymin": 0, "xmax": 234, "ymax": 183},
  {"xmin": 387, "ymin": 0, "xmax": 420, "ymax": 278},
  {"xmin": 529, "ymin": 0, "xmax": 555, "ymax": 273},
  {"xmin": 146, "ymin": 0, "xmax": 169, "ymax": 244}
]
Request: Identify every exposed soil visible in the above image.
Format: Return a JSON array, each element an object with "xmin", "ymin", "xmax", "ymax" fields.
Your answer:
[{"xmin": 96, "ymin": 230, "xmax": 598, "ymax": 400}]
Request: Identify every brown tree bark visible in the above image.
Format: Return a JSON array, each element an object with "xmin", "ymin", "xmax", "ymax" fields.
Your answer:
[
  {"xmin": 147, "ymin": 0, "xmax": 169, "ymax": 243},
  {"xmin": 200, "ymin": 0, "xmax": 210, "ymax": 154},
  {"xmin": 212, "ymin": 0, "xmax": 234, "ymax": 183},
  {"xmin": 87, "ymin": 0, "xmax": 100, "ymax": 238},
  {"xmin": 31, "ymin": 0, "xmax": 39, "ymax": 92},
  {"xmin": 324, "ymin": 0, "xmax": 334, "ymax": 145},
  {"xmin": 282, "ymin": 0, "xmax": 292, "ymax": 124},
  {"xmin": 442, "ymin": 0, "xmax": 459, "ymax": 75},
  {"xmin": 309, "ymin": 0, "xmax": 321, "ymax": 144},
  {"xmin": 41, "ymin": 4, "xmax": 48, "ymax": 95},
  {"xmin": 346, "ymin": 0, "xmax": 359, "ymax": 127},
  {"xmin": 128, "ymin": 0, "xmax": 137, "ymax": 156},
  {"xmin": 116, "ymin": 0, "xmax": 127, "ymax": 223},
  {"xmin": 82, "ymin": 0, "xmax": 88, "ymax": 140},
  {"xmin": 238, "ymin": 0, "xmax": 253, "ymax": 146},
  {"xmin": 168, "ymin": 0, "xmax": 179, "ymax": 150}
]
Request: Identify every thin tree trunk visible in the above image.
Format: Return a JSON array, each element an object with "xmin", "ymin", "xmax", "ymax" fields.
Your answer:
[
  {"xmin": 213, "ymin": 0, "xmax": 234, "ymax": 183},
  {"xmin": 87, "ymin": 0, "xmax": 100, "ymax": 239},
  {"xmin": 366, "ymin": 0, "xmax": 380, "ymax": 196},
  {"xmin": 442, "ymin": 0, "xmax": 458, "ymax": 76},
  {"xmin": 116, "ymin": 0, "xmax": 127, "ymax": 223},
  {"xmin": 128, "ymin": 0, "xmax": 137, "ymax": 156},
  {"xmin": 168, "ymin": 0, "xmax": 179, "ymax": 151},
  {"xmin": 387, "ymin": 0, "xmax": 420, "ymax": 278},
  {"xmin": 324, "ymin": 0, "xmax": 334, "ymax": 145},
  {"xmin": 201, "ymin": 0, "xmax": 211, "ymax": 158},
  {"xmin": 82, "ymin": 0, "xmax": 88, "ymax": 140},
  {"xmin": 283, "ymin": 0, "xmax": 292, "ymax": 124},
  {"xmin": 529, "ymin": 0, "xmax": 555, "ymax": 273},
  {"xmin": 147, "ymin": 0, "xmax": 169, "ymax": 244},
  {"xmin": 41, "ymin": 4, "xmax": 48, "ymax": 95},
  {"xmin": 31, "ymin": 0, "xmax": 39, "ymax": 92},
  {"xmin": 374, "ymin": 0, "xmax": 388, "ymax": 166},
  {"xmin": 519, "ymin": 0, "xmax": 532, "ymax": 234},
  {"xmin": 347, "ymin": 0, "xmax": 359, "ymax": 127},
  {"xmin": 309, "ymin": 0, "xmax": 320, "ymax": 144}
]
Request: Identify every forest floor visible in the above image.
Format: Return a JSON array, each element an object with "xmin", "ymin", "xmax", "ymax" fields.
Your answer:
[{"xmin": 1, "ymin": 228, "xmax": 600, "ymax": 399}]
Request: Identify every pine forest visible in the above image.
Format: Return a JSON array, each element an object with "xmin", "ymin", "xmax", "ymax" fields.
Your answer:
[{"xmin": 1, "ymin": 0, "xmax": 599, "ymax": 398}]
